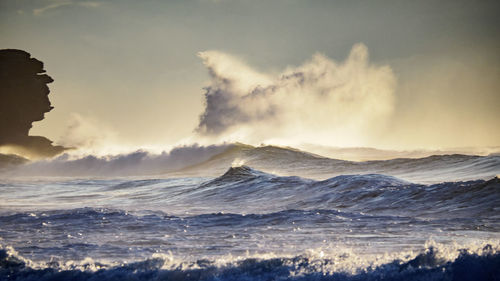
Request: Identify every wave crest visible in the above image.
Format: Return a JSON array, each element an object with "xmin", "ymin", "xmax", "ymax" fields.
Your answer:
[{"xmin": 1, "ymin": 243, "xmax": 499, "ymax": 281}]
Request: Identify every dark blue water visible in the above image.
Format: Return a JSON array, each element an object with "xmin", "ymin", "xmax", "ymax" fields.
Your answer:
[{"xmin": 1, "ymin": 149, "xmax": 499, "ymax": 280}]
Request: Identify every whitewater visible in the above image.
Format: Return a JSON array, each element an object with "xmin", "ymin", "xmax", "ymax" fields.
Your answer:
[{"xmin": 0, "ymin": 144, "xmax": 499, "ymax": 280}]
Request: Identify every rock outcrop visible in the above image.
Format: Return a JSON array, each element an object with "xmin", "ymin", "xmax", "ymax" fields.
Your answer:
[{"xmin": 0, "ymin": 49, "xmax": 67, "ymax": 158}]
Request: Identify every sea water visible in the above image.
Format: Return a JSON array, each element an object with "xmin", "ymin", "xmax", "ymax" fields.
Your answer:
[{"xmin": 1, "ymin": 150, "xmax": 499, "ymax": 280}]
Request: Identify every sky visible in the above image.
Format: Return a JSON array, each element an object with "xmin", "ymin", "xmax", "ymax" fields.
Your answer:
[{"xmin": 1, "ymin": 0, "xmax": 499, "ymax": 153}]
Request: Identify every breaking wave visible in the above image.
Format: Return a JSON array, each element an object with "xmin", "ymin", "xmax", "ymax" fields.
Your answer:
[
  {"xmin": 2, "ymin": 144, "xmax": 499, "ymax": 184},
  {"xmin": 1, "ymin": 243, "xmax": 499, "ymax": 281}
]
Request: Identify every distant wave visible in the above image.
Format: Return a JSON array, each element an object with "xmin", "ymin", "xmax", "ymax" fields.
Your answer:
[
  {"xmin": 1, "ymin": 144, "xmax": 230, "ymax": 177},
  {"xmin": 2, "ymin": 144, "xmax": 499, "ymax": 183},
  {"xmin": 1, "ymin": 243, "xmax": 499, "ymax": 281},
  {"xmin": 0, "ymin": 154, "xmax": 28, "ymax": 169}
]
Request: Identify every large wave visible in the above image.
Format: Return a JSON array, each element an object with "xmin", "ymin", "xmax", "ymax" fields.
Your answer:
[
  {"xmin": 180, "ymin": 166, "xmax": 500, "ymax": 218},
  {"xmin": 2, "ymin": 168, "xmax": 498, "ymax": 219}
]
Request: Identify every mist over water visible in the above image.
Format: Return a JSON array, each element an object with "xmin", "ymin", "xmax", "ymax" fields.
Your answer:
[{"xmin": 196, "ymin": 44, "xmax": 396, "ymax": 148}]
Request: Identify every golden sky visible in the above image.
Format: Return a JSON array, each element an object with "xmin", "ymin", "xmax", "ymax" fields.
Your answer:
[{"xmin": 1, "ymin": 0, "xmax": 499, "ymax": 152}]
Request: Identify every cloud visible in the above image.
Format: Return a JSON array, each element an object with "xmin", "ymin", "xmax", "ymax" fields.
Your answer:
[
  {"xmin": 196, "ymin": 44, "xmax": 397, "ymax": 147},
  {"xmin": 33, "ymin": 0, "xmax": 102, "ymax": 16}
]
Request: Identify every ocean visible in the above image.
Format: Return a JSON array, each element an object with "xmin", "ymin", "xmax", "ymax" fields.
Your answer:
[{"xmin": 1, "ymin": 144, "xmax": 499, "ymax": 280}]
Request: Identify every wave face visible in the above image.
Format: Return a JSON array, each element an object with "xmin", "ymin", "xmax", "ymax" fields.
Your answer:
[{"xmin": 1, "ymin": 147, "xmax": 500, "ymax": 280}]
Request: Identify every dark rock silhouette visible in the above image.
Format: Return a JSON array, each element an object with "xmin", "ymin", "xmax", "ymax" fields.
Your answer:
[{"xmin": 0, "ymin": 49, "xmax": 67, "ymax": 159}]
